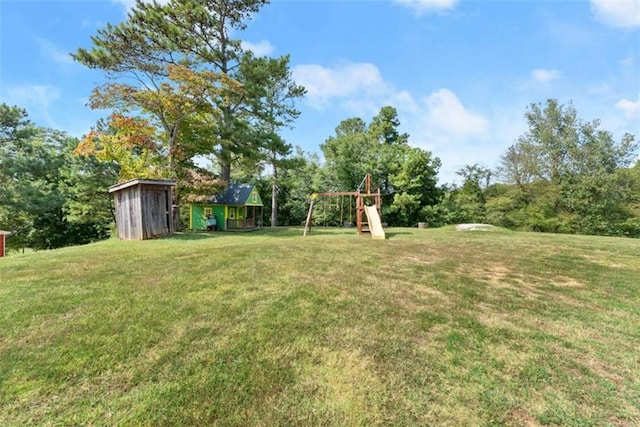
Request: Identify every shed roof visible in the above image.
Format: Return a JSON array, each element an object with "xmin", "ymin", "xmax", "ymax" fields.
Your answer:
[
  {"xmin": 0, "ymin": 230, "xmax": 11, "ymax": 235},
  {"xmin": 208, "ymin": 183, "xmax": 261, "ymax": 206},
  {"xmin": 108, "ymin": 178, "xmax": 176, "ymax": 193}
]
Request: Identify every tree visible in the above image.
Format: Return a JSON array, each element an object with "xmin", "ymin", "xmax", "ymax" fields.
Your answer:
[
  {"xmin": 321, "ymin": 106, "xmax": 441, "ymax": 226},
  {"xmin": 321, "ymin": 117, "xmax": 371, "ymax": 192},
  {"xmin": 497, "ymin": 139, "xmax": 537, "ymax": 187},
  {"xmin": 387, "ymin": 147, "xmax": 441, "ymax": 226},
  {"xmin": 493, "ymin": 99, "xmax": 638, "ymax": 235},
  {"xmin": 74, "ymin": 0, "xmax": 270, "ymax": 184},
  {"xmin": 0, "ymin": 104, "xmax": 113, "ymax": 250},
  {"xmin": 239, "ymin": 54, "xmax": 306, "ymax": 226},
  {"xmin": 75, "ymin": 114, "xmax": 164, "ymax": 181},
  {"xmin": 278, "ymin": 149, "xmax": 324, "ymax": 226}
]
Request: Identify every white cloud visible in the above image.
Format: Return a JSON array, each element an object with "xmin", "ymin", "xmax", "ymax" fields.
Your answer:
[
  {"xmin": 241, "ymin": 40, "xmax": 275, "ymax": 57},
  {"xmin": 393, "ymin": 0, "xmax": 458, "ymax": 16},
  {"xmin": 2, "ymin": 85, "xmax": 61, "ymax": 128},
  {"xmin": 292, "ymin": 62, "xmax": 386, "ymax": 109},
  {"xmin": 291, "ymin": 61, "xmax": 493, "ymax": 184},
  {"xmin": 531, "ymin": 68, "xmax": 562, "ymax": 83},
  {"xmin": 111, "ymin": 0, "xmax": 136, "ymax": 12},
  {"xmin": 36, "ymin": 38, "xmax": 74, "ymax": 65},
  {"xmin": 420, "ymin": 89, "xmax": 490, "ymax": 136},
  {"xmin": 588, "ymin": 83, "xmax": 611, "ymax": 95},
  {"xmin": 111, "ymin": 0, "xmax": 169, "ymax": 13},
  {"xmin": 389, "ymin": 90, "xmax": 420, "ymax": 114},
  {"xmin": 4, "ymin": 85, "xmax": 60, "ymax": 109},
  {"xmin": 615, "ymin": 96, "xmax": 640, "ymax": 118},
  {"xmin": 82, "ymin": 19, "xmax": 106, "ymax": 29},
  {"xmin": 404, "ymin": 89, "xmax": 492, "ymax": 184},
  {"xmin": 591, "ymin": 0, "xmax": 640, "ymax": 28},
  {"xmin": 619, "ymin": 54, "xmax": 636, "ymax": 68}
]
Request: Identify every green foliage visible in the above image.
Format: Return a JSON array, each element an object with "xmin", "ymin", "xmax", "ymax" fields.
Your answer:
[
  {"xmin": 0, "ymin": 104, "xmax": 113, "ymax": 251},
  {"xmin": 74, "ymin": 0, "xmax": 306, "ymax": 216},
  {"xmin": 320, "ymin": 106, "xmax": 441, "ymax": 226},
  {"xmin": 432, "ymin": 99, "xmax": 639, "ymax": 237},
  {"xmin": 240, "ymin": 53, "xmax": 306, "ymax": 226},
  {"xmin": 387, "ymin": 147, "xmax": 442, "ymax": 225},
  {"xmin": 503, "ymin": 99, "xmax": 639, "ymax": 236},
  {"xmin": 274, "ymin": 150, "xmax": 324, "ymax": 226}
]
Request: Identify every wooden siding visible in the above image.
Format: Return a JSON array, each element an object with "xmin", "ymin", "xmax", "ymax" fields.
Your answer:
[
  {"xmin": 0, "ymin": 234, "xmax": 5, "ymax": 257},
  {"xmin": 141, "ymin": 186, "xmax": 172, "ymax": 239},
  {"xmin": 111, "ymin": 180, "xmax": 174, "ymax": 240},
  {"xmin": 114, "ymin": 185, "xmax": 142, "ymax": 240}
]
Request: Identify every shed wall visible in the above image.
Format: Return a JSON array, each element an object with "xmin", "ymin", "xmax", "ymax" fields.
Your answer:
[
  {"xmin": 0, "ymin": 234, "xmax": 5, "ymax": 257},
  {"xmin": 114, "ymin": 186, "xmax": 143, "ymax": 240},
  {"xmin": 140, "ymin": 185, "xmax": 172, "ymax": 239}
]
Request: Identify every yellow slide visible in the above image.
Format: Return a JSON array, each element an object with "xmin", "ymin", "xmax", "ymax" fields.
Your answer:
[{"xmin": 364, "ymin": 205, "xmax": 386, "ymax": 240}]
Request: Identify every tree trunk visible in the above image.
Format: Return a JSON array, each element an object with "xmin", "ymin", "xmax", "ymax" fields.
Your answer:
[
  {"xmin": 271, "ymin": 164, "xmax": 278, "ymax": 227},
  {"xmin": 220, "ymin": 161, "xmax": 231, "ymax": 184}
]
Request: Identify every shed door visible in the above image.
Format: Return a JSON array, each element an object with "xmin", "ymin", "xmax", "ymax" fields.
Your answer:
[{"xmin": 143, "ymin": 187, "xmax": 172, "ymax": 238}]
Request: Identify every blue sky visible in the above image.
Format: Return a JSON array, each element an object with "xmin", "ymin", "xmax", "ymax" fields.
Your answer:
[{"xmin": 1, "ymin": 0, "xmax": 638, "ymax": 184}]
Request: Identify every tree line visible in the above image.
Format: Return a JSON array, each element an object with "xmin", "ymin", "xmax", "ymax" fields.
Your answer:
[
  {"xmin": 2, "ymin": 96, "xmax": 638, "ymax": 253},
  {"xmin": 1, "ymin": 0, "xmax": 638, "ymax": 252},
  {"xmin": 241, "ymin": 100, "xmax": 639, "ymax": 239},
  {"xmin": 426, "ymin": 100, "xmax": 640, "ymax": 237}
]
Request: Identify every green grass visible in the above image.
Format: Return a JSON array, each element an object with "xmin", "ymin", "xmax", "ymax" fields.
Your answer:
[{"xmin": 1, "ymin": 227, "xmax": 639, "ymax": 426}]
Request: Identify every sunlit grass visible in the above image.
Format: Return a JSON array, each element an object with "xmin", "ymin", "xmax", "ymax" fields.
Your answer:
[{"xmin": 1, "ymin": 227, "xmax": 638, "ymax": 425}]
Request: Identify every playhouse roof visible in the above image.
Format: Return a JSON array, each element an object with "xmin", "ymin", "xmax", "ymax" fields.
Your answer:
[
  {"xmin": 208, "ymin": 183, "xmax": 261, "ymax": 206},
  {"xmin": 108, "ymin": 178, "xmax": 176, "ymax": 193}
]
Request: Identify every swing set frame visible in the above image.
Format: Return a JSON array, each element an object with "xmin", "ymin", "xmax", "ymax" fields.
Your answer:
[{"xmin": 303, "ymin": 174, "xmax": 382, "ymax": 236}]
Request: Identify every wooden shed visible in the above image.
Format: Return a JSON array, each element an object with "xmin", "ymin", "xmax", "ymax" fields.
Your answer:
[
  {"xmin": 0, "ymin": 230, "xmax": 10, "ymax": 258},
  {"xmin": 108, "ymin": 179, "xmax": 176, "ymax": 240},
  {"xmin": 189, "ymin": 183, "xmax": 263, "ymax": 231}
]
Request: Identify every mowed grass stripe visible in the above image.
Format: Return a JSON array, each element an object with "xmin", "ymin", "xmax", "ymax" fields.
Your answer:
[{"xmin": 0, "ymin": 227, "xmax": 638, "ymax": 425}]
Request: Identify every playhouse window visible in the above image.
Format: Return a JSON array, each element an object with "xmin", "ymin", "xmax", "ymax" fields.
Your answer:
[
  {"xmin": 204, "ymin": 207, "xmax": 212, "ymax": 216},
  {"xmin": 229, "ymin": 209, "xmax": 235, "ymax": 219},
  {"xmin": 252, "ymin": 192, "xmax": 257, "ymax": 203}
]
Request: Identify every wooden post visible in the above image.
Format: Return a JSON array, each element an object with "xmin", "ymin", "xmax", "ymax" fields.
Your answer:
[{"xmin": 303, "ymin": 198, "xmax": 315, "ymax": 237}]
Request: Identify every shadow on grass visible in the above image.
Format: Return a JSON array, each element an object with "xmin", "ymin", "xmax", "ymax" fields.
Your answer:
[
  {"xmin": 166, "ymin": 227, "xmax": 308, "ymax": 240},
  {"xmin": 166, "ymin": 227, "xmax": 426, "ymax": 241},
  {"xmin": 304, "ymin": 228, "xmax": 357, "ymax": 235},
  {"xmin": 385, "ymin": 231, "xmax": 412, "ymax": 238},
  {"xmin": 164, "ymin": 231, "xmax": 218, "ymax": 241}
]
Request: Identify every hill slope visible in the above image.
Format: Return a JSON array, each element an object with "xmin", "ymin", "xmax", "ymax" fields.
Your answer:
[{"xmin": 1, "ymin": 227, "xmax": 639, "ymax": 425}]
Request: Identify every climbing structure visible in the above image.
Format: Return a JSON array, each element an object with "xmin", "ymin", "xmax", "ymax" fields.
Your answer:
[
  {"xmin": 303, "ymin": 173, "xmax": 384, "ymax": 239},
  {"xmin": 354, "ymin": 173, "xmax": 382, "ymax": 236}
]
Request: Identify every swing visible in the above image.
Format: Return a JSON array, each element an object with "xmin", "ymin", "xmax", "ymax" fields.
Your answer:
[{"xmin": 323, "ymin": 196, "xmax": 327, "ymax": 226}]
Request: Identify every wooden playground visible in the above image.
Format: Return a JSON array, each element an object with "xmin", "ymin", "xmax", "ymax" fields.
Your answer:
[{"xmin": 303, "ymin": 174, "xmax": 386, "ymax": 240}]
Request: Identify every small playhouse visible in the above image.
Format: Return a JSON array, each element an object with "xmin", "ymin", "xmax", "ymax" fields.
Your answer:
[
  {"xmin": 190, "ymin": 183, "xmax": 263, "ymax": 231},
  {"xmin": 109, "ymin": 178, "xmax": 176, "ymax": 240}
]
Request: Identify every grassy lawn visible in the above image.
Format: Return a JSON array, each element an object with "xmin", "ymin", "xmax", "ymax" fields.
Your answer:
[{"xmin": 0, "ymin": 227, "xmax": 638, "ymax": 426}]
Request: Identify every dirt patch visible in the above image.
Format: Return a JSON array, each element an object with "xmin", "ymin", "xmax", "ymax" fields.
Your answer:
[
  {"xmin": 401, "ymin": 254, "xmax": 441, "ymax": 265},
  {"xmin": 509, "ymin": 408, "xmax": 541, "ymax": 427},
  {"xmin": 457, "ymin": 264, "xmax": 535, "ymax": 292},
  {"xmin": 474, "ymin": 302, "xmax": 531, "ymax": 334},
  {"xmin": 552, "ymin": 276, "xmax": 585, "ymax": 288}
]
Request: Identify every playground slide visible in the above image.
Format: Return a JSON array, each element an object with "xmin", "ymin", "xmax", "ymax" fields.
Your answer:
[{"xmin": 364, "ymin": 205, "xmax": 386, "ymax": 240}]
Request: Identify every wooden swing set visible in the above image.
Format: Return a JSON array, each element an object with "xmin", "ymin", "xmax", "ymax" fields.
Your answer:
[{"xmin": 303, "ymin": 173, "xmax": 382, "ymax": 237}]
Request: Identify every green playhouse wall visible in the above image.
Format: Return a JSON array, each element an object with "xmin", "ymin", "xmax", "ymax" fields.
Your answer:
[{"xmin": 190, "ymin": 205, "xmax": 245, "ymax": 231}]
